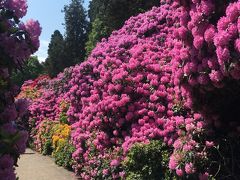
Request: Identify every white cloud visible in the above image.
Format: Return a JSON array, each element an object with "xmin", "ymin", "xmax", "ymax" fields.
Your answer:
[{"xmin": 34, "ymin": 39, "xmax": 49, "ymax": 62}]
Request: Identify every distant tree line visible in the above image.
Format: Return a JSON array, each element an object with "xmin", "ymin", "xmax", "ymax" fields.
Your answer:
[
  {"xmin": 11, "ymin": 56, "xmax": 45, "ymax": 86},
  {"xmin": 14, "ymin": 0, "xmax": 160, "ymax": 83}
]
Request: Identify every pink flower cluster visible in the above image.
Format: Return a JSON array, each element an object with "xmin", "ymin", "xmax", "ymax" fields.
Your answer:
[
  {"xmin": 20, "ymin": 19, "xmax": 42, "ymax": 50},
  {"xmin": 172, "ymin": 0, "xmax": 240, "ymax": 90},
  {"xmin": 1, "ymin": 0, "xmax": 28, "ymax": 18},
  {"xmin": 21, "ymin": 0, "xmax": 240, "ymax": 179},
  {"xmin": 170, "ymin": 0, "xmax": 240, "ymax": 132},
  {"xmin": 0, "ymin": 1, "xmax": 41, "ymax": 68}
]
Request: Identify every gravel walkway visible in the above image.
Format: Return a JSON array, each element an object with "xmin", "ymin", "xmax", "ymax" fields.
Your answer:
[{"xmin": 16, "ymin": 148, "xmax": 78, "ymax": 180}]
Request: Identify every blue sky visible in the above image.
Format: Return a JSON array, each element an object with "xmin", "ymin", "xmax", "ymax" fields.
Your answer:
[{"xmin": 23, "ymin": 0, "xmax": 90, "ymax": 62}]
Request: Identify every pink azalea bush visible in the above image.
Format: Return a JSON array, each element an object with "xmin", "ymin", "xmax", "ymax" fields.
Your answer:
[
  {"xmin": 0, "ymin": 0, "xmax": 41, "ymax": 179},
  {"xmin": 171, "ymin": 1, "xmax": 240, "ymax": 125},
  {"xmin": 19, "ymin": 0, "xmax": 240, "ymax": 179}
]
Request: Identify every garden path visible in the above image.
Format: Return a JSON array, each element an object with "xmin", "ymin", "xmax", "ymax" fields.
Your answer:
[{"xmin": 16, "ymin": 148, "xmax": 78, "ymax": 180}]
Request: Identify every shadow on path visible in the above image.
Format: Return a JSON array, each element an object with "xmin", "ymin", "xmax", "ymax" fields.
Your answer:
[{"xmin": 23, "ymin": 152, "xmax": 35, "ymax": 155}]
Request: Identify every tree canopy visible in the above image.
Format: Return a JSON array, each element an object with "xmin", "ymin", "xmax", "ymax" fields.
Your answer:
[
  {"xmin": 45, "ymin": 30, "xmax": 65, "ymax": 77},
  {"xmin": 11, "ymin": 56, "xmax": 44, "ymax": 86},
  {"xmin": 63, "ymin": 0, "xmax": 89, "ymax": 65}
]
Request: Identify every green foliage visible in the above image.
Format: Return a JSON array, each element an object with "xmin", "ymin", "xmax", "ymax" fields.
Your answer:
[
  {"xmin": 88, "ymin": 0, "xmax": 160, "ymax": 31},
  {"xmin": 59, "ymin": 112, "xmax": 68, "ymax": 124},
  {"xmin": 44, "ymin": 30, "xmax": 65, "ymax": 77},
  {"xmin": 85, "ymin": 17, "xmax": 109, "ymax": 56},
  {"xmin": 42, "ymin": 139, "xmax": 53, "ymax": 155},
  {"xmin": 101, "ymin": 0, "xmax": 160, "ymax": 31},
  {"xmin": 53, "ymin": 141, "xmax": 75, "ymax": 170},
  {"xmin": 63, "ymin": 0, "xmax": 89, "ymax": 65},
  {"xmin": 11, "ymin": 56, "xmax": 44, "ymax": 86},
  {"xmin": 123, "ymin": 140, "xmax": 175, "ymax": 180}
]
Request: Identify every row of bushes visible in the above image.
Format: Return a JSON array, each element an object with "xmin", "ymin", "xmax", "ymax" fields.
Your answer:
[
  {"xmin": 36, "ymin": 120, "xmax": 74, "ymax": 169},
  {"xmin": 18, "ymin": 76, "xmax": 176, "ymax": 178},
  {"xmin": 18, "ymin": 82, "xmax": 75, "ymax": 169},
  {"xmin": 18, "ymin": 79, "xmax": 173, "ymax": 178},
  {"xmin": 18, "ymin": 0, "xmax": 240, "ymax": 179}
]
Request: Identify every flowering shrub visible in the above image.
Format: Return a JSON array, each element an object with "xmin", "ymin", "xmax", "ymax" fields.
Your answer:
[
  {"xmin": 51, "ymin": 123, "xmax": 74, "ymax": 169},
  {"xmin": 33, "ymin": 119, "xmax": 75, "ymax": 169},
  {"xmin": 31, "ymin": 119, "xmax": 74, "ymax": 168},
  {"xmin": 0, "ymin": 0, "xmax": 41, "ymax": 179},
  {"xmin": 53, "ymin": 140, "xmax": 75, "ymax": 170},
  {"xmin": 17, "ymin": 75, "xmax": 50, "ymax": 100},
  {"xmin": 19, "ymin": 79, "xmax": 75, "ymax": 169},
  {"xmin": 170, "ymin": 0, "xmax": 240, "ymax": 130},
  {"xmin": 0, "ymin": 1, "xmax": 41, "ymax": 67},
  {"xmin": 18, "ymin": 0, "xmax": 240, "ymax": 179},
  {"xmin": 52, "ymin": 124, "xmax": 71, "ymax": 151},
  {"xmin": 35, "ymin": 120, "xmax": 55, "ymax": 154}
]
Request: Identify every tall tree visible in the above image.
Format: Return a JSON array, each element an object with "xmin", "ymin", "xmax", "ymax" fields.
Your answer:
[
  {"xmin": 86, "ymin": 0, "xmax": 160, "ymax": 55},
  {"xmin": 64, "ymin": 0, "xmax": 88, "ymax": 65},
  {"xmin": 45, "ymin": 30, "xmax": 65, "ymax": 77}
]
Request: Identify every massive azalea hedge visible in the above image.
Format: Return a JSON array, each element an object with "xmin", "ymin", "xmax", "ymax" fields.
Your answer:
[
  {"xmin": 0, "ymin": 0, "xmax": 41, "ymax": 179},
  {"xmin": 19, "ymin": 0, "xmax": 240, "ymax": 179}
]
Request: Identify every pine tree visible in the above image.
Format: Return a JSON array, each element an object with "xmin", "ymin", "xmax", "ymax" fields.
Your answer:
[
  {"xmin": 63, "ymin": 0, "xmax": 88, "ymax": 65},
  {"xmin": 45, "ymin": 30, "xmax": 65, "ymax": 77}
]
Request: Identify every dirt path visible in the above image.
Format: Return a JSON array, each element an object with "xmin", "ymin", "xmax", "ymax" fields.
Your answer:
[{"xmin": 16, "ymin": 148, "xmax": 78, "ymax": 180}]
